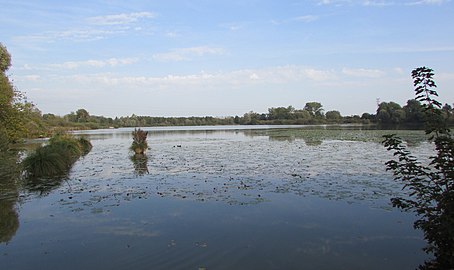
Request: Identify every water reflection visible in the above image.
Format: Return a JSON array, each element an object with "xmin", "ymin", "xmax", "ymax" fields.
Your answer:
[
  {"xmin": 0, "ymin": 150, "xmax": 21, "ymax": 244},
  {"xmin": 24, "ymin": 176, "xmax": 70, "ymax": 196},
  {"xmin": 131, "ymin": 154, "xmax": 149, "ymax": 176},
  {"xmin": 0, "ymin": 199, "xmax": 19, "ymax": 243},
  {"xmin": 244, "ymin": 127, "xmax": 428, "ymax": 145},
  {"xmin": 1, "ymin": 126, "xmax": 429, "ymax": 269}
]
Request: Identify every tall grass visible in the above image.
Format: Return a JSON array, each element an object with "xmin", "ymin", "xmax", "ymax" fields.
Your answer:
[
  {"xmin": 22, "ymin": 133, "xmax": 92, "ymax": 178},
  {"xmin": 130, "ymin": 128, "xmax": 148, "ymax": 154}
]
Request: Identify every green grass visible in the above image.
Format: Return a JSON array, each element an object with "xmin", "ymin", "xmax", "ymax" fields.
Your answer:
[{"xmin": 22, "ymin": 133, "xmax": 92, "ymax": 178}]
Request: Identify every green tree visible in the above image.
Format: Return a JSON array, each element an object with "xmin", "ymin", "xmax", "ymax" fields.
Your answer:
[
  {"xmin": 0, "ymin": 43, "xmax": 27, "ymax": 142},
  {"xmin": 376, "ymin": 101, "xmax": 405, "ymax": 124},
  {"xmin": 304, "ymin": 102, "xmax": 324, "ymax": 118},
  {"xmin": 268, "ymin": 106, "xmax": 295, "ymax": 120},
  {"xmin": 403, "ymin": 99, "xmax": 425, "ymax": 124},
  {"xmin": 325, "ymin": 110, "xmax": 342, "ymax": 122},
  {"xmin": 76, "ymin": 108, "xmax": 90, "ymax": 123},
  {"xmin": 0, "ymin": 43, "xmax": 11, "ymax": 73},
  {"xmin": 383, "ymin": 67, "xmax": 454, "ymax": 269}
]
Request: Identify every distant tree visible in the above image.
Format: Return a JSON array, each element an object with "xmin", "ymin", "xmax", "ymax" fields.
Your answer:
[
  {"xmin": 403, "ymin": 99, "xmax": 425, "ymax": 124},
  {"xmin": 241, "ymin": 111, "xmax": 259, "ymax": 125},
  {"xmin": 325, "ymin": 110, "xmax": 342, "ymax": 122},
  {"xmin": 361, "ymin": 112, "xmax": 375, "ymax": 121},
  {"xmin": 442, "ymin": 103, "xmax": 453, "ymax": 123},
  {"xmin": 376, "ymin": 101, "xmax": 405, "ymax": 124},
  {"xmin": 294, "ymin": 109, "xmax": 312, "ymax": 121},
  {"xmin": 304, "ymin": 102, "xmax": 324, "ymax": 118},
  {"xmin": 76, "ymin": 109, "xmax": 90, "ymax": 123},
  {"xmin": 268, "ymin": 106, "xmax": 295, "ymax": 120},
  {"xmin": 64, "ymin": 112, "xmax": 77, "ymax": 122}
]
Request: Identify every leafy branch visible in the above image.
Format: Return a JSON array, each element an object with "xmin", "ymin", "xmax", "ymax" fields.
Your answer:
[{"xmin": 383, "ymin": 67, "xmax": 454, "ymax": 269}]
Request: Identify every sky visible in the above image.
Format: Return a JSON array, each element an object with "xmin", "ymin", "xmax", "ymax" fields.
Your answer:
[{"xmin": 1, "ymin": 0, "xmax": 453, "ymax": 118}]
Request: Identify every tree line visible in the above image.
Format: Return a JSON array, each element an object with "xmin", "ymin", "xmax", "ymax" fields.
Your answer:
[{"xmin": 38, "ymin": 98, "xmax": 454, "ymax": 131}]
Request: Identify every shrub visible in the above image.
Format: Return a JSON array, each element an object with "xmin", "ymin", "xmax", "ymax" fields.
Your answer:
[
  {"xmin": 22, "ymin": 133, "xmax": 92, "ymax": 178},
  {"xmin": 130, "ymin": 128, "xmax": 148, "ymax": 154},
  {"xmin": 383, "ymin": 67, "xmax": 454, "ymax": 269}
]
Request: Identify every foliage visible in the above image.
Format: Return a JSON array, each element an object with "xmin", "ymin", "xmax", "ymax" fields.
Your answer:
[
  {"xmin": 22, "ymin": 133, "xmax": 92, "ymax": 178},
  {"xmin": 130, "ymin": 128, "xmax": 148, "ymax": 154},
  {"xmin": 325, "ymin": 110, "xmax": 342, "ymax": 122},
  {"xmin": 0, "ymin": 43, "xmax": 46, "ymax": 142},
  {"xmin": 383, "ymin": 67, "xmax": 454, "ymax": 269},
  {"xmin": 78, "ymin": 137, "xmax": 93, "ymax": 155},
  {"xmin": 0, "ymin": 43, "xmax": 11, "ymax": 73},
  {"xmin": 22, "ymin": 145, "xmax": 69, "ymax": 177},
  {"xmin": 377, "ymin": 101, "xmax": 405, "ymax": 124},
  {"xmin": 304, "ymin": 102, "xmax": 324, "ymax": 118}
]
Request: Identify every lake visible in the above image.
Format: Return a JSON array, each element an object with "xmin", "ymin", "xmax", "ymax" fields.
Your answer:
[{"xmin": 0, "ymin": 125, "xmax": 431, "ymax": 269}]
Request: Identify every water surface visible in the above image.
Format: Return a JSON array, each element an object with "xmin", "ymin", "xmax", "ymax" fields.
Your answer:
[{"xmin": 0, "ymin": 126, "xmax": 430, "ymax": 269}]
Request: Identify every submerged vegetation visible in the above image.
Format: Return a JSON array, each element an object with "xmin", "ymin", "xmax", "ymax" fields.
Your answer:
[
  {"xmin": 383, "ymin": 67, "xmax": 454, "ymax": 269},
  {"xmin": 22, "ymin": 133, "xmax": 92, "ymax": 178}
]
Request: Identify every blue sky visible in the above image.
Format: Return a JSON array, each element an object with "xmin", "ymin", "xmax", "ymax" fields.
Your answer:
[{"xmin": 1, "ymin": 0, "xmax": 453, "ymax": 117}]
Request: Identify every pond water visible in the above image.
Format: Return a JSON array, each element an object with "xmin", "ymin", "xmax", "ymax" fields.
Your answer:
[{"xmin": 1, "ymin": 125, "xmax": 431, "ymax": 269}]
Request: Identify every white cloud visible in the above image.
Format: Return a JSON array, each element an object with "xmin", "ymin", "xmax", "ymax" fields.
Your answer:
[
  {"xmin": 24, "ymin": 75, "xmax": 41, "ymax": 81},
  {"xmin": 362, "ymin": 1, "xmax": 394, "ymax": 6},
  {"xmin": 292, "ymin": 15, "xmax": 319, "ymax": 22},
  {"xmin": 49, "ymin": 58, "xmax": 139, "ymax": 69},
  {"xmin": 13, "ymin": 11, "xmax": 155, "ymax": 43},
  {"xmin": 87, "ymin": 12, "xmax": 155, "ymax": 26},
  {"xmin": 342, "ymin": 68, "xmax": 385, "ymax": 78},
  {"xmin": 250, "ymin": 73, "xmax": 260, "ymax": 80},
  {"xmin": 50, "ymin": 65, "xmax": 341, "ymax": 89},
  {"xmin": 317, "ymin": 0, "xmax": 351, "ymax": 5},
  {"xmin": 165, "ymin": 31, "xmax": 180, "ymax": 38},
  {"xmin": 272, "ymin": 15, "xmax": 319, "ymax": 25},
  {"xmin": 318, "ymin": 0, "xmax": 448, "ymax": 5},
  {"xmin": 406, "ymin": 0, "xmax": 448, "ymax": 4},
  {"xmin": 153, "ymin": 46, "xmax": 225, "ymax": 62}
]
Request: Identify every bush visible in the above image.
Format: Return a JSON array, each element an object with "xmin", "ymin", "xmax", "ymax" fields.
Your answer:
[
  {"xmin": 130, "ymin": 128, "xmax": 148, "ymax": 154},
  {"xmin": 22, "ymin": 133, "xmax": 92, "ymax": 178},
  {"xmin": 383, "ymin": 67, "xmax": 454, "ymax": 269}
]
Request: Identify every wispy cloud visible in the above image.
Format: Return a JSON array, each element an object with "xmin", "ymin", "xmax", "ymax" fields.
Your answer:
[
  {"xmin": 39, "ymin": 65, "xmax": 386, "ymax": 89},
  {"xmin": 318, "ymin": 0, "xmax": 448, "ymax": 5},
  {"xmin": 13, "ymin": 11, "xmax": 155, "ymax": 43},
  {"xmin": 153, "ymin": 46, "xmax": 225, "ymax": 62},
  {"xmin": 405, "ymin": 0, "xmax": 448, "ymax": 5},
  {"xmin": 272, "ymin": 15, "xmax": 319, "ymax": 25},
  {"xmin": 292, "ymin": 15, "xmax": 319, "ymax": 22},
  {"xmin": 87, "ymin": 12, "xmax": 155, "ymax": 26},
  {"xmin": 220, "ymin": 22, "xmax": 244, "ymax": 31},
  {"xmin": 342, "ymin": 68, "xmax": 385, "ymax": 78},
  {"xmin": 49, "ymin": 57, "xmax": 139, "ymax": 69},
  {"xmin": 317, "ymin": 0, "xmax": 351, "ymax": 5}
]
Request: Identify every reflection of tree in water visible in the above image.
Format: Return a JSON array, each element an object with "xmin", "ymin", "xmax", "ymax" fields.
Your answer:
[
  {"xmin": 268, "ymin": 135, "xmax": 295, "ymax": 142},
  {"xmin": 267, "ymin": 134, "xmax": 321, "ymax": 145},
  {"xmin": 245, "ymin": 127, "xmax": 427, "ymax": 147},
  {"xmin": 303, "ymin": 139, "xmax": 322, "ymax": 146},
  {"xmin": 0, "ymin": 147, "xmax": 21, "ymax": 244},
  {"xmin": 0, "ymin": 199, "xmax": 19, "ymax": 243},
  {"xmin": 131, "ymin": 154, "xmax": 149, "ymax": 176}
]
